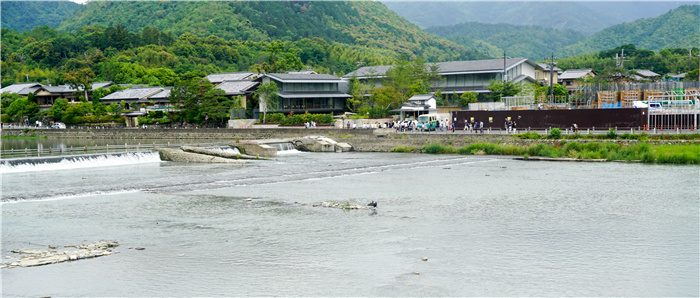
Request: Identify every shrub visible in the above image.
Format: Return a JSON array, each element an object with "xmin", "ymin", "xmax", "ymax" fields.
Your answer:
[
  {"xmin": 392, "ymin": 146, "xmax": 416, "ymax": 153},
  {"xmin": 548, "ymin": 128, "xmax": 562, "ymax": 139},
  {"xmin": 517, "ymin": 131, "xmax": 542, "ymax": 139},
  {"xmin": 424, "ymin": 143, "xmax": 455, "ymax": 154},
  {"xmin": 605, "ymin": 128, "xmax": 618, "ymax": 139}
]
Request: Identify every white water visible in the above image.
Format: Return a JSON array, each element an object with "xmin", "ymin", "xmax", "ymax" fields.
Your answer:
[
  {"xmin": 0, "ymin": 151, "xmax": 162, "ymax": 174},
  {"xmin": 206, "ymin": 146, "xmax": 241, "ymax": 154}
]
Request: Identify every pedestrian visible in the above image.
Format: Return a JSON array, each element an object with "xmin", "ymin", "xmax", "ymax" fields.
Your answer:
[
  {"xmin": 480, "ymin": 121, "xmax": 484, "ymax": 133},
  {"xmin": 512, "ymin": 121, "xmax": 517, "ymax": 133},
  {"xmin": 451, "ymin": 122, "xmax": 455, "ymax": 132},
  {"xmin": 573, "ymin": 122, "xmax": 579, "ymax": 133}
]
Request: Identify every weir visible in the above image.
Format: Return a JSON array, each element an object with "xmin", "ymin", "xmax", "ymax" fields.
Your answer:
[
  {"xmin": 266, "ymin": 142, "xmax": 297, "ymax": 152},
  {"xmin": 0, "ymin": 151, "xmax": 162, "ymax": 174}
]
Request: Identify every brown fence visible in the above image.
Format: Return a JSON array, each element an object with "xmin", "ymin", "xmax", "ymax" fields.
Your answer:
[{"xmin": 451, "ymin": 108, "xmax": 647, "ymax": 130}]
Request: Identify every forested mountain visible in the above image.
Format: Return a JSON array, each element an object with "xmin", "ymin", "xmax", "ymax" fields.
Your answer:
[
  {"xmin": 382, "ymin": 1, "xmax": 695, "ymax": 35},
  {"xmin": 560, "ymin": 5, "xmax": 700, "ymax": 57},
  {"xmin": 426, "ymin": 22, "xmax": 586, "ymax": 60},
  {"xmin": 56, "ymin": 1, "xmax": 479, "ymax": 63},
  {"xmin": 0, "ymin": 1, "xmax": 494, "ymax": 88},
  {"xmin": 1, "ymin": 1, "xmax": 80, "ymax": 32}
]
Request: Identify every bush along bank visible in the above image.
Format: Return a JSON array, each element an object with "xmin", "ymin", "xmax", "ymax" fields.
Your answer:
[{"xmin": 413, "ymin": 141, "xmax": 700, "ymax": 165}]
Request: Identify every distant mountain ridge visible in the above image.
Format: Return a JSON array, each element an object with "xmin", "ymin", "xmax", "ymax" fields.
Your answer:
[
  {"xmin": 53, "ymin": 1, "xmax": 481, "ymax": 62},
  {"xmin": 1, "ymin": 1, "xmax": 80, "ymax": 32},
  {"xmin": 427, "ymin": 22, "xmax": 587, "ymax": 60},
  {"xmin": 382, "ymin": 1, "xmax": 696, "ymax": 35},
  {"xmin": 561, "ymin": 5, "xmax": 700, "ymax": 56},
  {"xmin": 426, "ymin": 5, "xmax": 699, "ymax": 59}
]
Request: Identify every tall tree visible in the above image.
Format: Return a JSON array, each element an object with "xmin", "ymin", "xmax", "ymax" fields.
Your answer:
[{"xmin": 254, "ymin": 81, "xmax": 279, "ymax": 123}]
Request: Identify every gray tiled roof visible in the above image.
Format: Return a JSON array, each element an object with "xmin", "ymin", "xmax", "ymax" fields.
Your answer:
[
  {"xmin": 148, "ymin": 88, "xmax": 171, "ymax": 99},
  {"xmin": 205, "ymin": 72, "xmax": 256, "ymax": 84},
  {"xmin": 343, "ymin": 58, "xmax": 534, "ymax": 78},
  {"xmin": 0, "ymin": 83, "xmax": 41, "ymax": 94},
  {"xmin": 408, "ymin": 94, "xmax": 437, "ymax": 101},
  {"xmin": 266, "ymin": 73, "xmax": 342, "ymax": 82},
  {"xmin": 214, "ymin": 80, "xmax": 259, "ymax": 95},
  {"xmin": 101, "ymin": 87, "xmax": 164, "ymax": 101},
  {"xmin": 633, "ymin": 69, "xmax": 660, "ymax": 77},
  {"xmin": 559, "ymin": 69, "xmax": 594, "ymax": 80},
  {"xmin": 536, "ymin": 63, "xmax": 562, "ymax": 72},
  {"xmin": 1, "ymin": 82, "xmax": 114, "ymax": 95},
  {"xmin": 93, "ymin": 81, "xmax": 114, "ymax": 89}
]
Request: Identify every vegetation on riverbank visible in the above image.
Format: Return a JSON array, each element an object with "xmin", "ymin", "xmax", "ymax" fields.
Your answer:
[
  {"xmin": 516, "ymin": 129, "xmax": 700, "ymax": 141},
  {"xmin": 416, "ymin": 141, "xmax": 700, "ymax": 165}
]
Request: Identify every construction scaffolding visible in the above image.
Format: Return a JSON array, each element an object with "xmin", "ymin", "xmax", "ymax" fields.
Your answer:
[
  {"xmin": 646, "ymin": 90, "xmax": 700, "ymax": 130},
  {"xmin": 619, "ymin": 89, "xmax": 640, "ymax": 108},
  {"xmin": 596, "ymin": 91, "xmax": 618, "ymax": 108}
]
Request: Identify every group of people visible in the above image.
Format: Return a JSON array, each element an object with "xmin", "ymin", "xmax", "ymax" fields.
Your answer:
[
  {"xmin": 304, "ymin": 121, "xmax": 317, "ymax": 128},
  {"xmin": 504, "ymin": 118, "xmax": 518, "ymax": 134},
  {"xmin": 463, "ymin": 121, "xmax": 485, "ymax": 133}
]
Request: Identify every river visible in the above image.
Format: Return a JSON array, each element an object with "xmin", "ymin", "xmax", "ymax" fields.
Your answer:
[{"xmin": 1, "ymin": 148, "xmax": 698, "ymax": 296}]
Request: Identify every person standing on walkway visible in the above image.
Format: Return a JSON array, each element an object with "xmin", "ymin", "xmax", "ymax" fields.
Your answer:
[{"xmin": 480, "ymin": 121, "xmax": 484, "ymax": 133}]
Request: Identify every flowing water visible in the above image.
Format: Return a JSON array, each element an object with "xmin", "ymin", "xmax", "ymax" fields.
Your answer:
[{"xmin": 1, "ymin": 150, "xmax": 698, "ymax": 296}]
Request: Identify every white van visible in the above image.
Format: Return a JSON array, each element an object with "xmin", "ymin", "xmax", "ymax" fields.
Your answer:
[{"xmin": 51, "ymin": 122, "xmax": 66, "ymax": 129}]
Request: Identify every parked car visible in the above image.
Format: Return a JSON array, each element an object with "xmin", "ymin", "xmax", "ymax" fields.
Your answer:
[{"xmin": 51, "ymin": 122, "xmax": 66, "ymax": 129}]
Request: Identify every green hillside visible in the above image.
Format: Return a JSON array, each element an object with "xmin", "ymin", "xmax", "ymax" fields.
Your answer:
[
  {"xmin": 426, "ymin": 22, "xmax": 586, "ymax": 60},
  {"xmin": 57, "ymin": 1, "xmax": 481, "ymax": 62},
  {"xmin": 1, "ymin": 1, "xmax": 81, "ymax": 32},
  {"xmin": 561, "ymin": 5, "xmax": 700, "ymax": 57},
  {"xmin": 383, "ymin": 1, "xmax": 619, "ymax": 34},
  {"xmin": 382, "ymin": 1, "xmax": 695, "ymax": 35}
]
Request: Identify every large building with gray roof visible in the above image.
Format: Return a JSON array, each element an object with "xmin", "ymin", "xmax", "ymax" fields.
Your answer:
[
  {"xmin": 258, "ymin": 72, "xmax": 351, "ymax": 115},
  {"xmin": 1, "ymin": 81, "xmax": 115, "ymax": 109},
  {"xmin": 343, "ymin": 58, "xmax": 538, "ymax": 100}
]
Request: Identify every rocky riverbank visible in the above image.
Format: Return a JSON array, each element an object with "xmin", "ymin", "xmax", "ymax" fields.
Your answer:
[{"xmin": 2, "ymin": 241, "xmax": 120, "ymax": 269}]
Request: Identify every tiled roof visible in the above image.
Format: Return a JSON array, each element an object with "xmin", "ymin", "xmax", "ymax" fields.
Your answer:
[
  {"xmin": 148, "ymin": 87, "xmax": 171, "ymax": 99},
  {"xmin": 559, "ymin": 69, "xmax": 594, "ymax": 80},
  {"xmin": 408, "ymin": 94, "xmax": 437, "ymax": 101},
  {"xmin": 93, "ymin": 82, "xmax": 114, "ymax": 89},
  {"xmin": 343, "ymin": 58, "xmax": 534, "ymax": 78},
  {"xmin": 0, "ymin": 83, "xmax": 42, "ymax": 94},
  {"xmin": 205, "ymin": 72, "xmax": 256, "ymax": 83},
  {"xmin": 633, "ymin": 69, "xmax": 660, "ymax": 77},
  {"xmin": 266, "ymin": 73, "xmax": 342, "ymax": 82},
  {"xmin": 536, "ymin": 63, "xmax": 562, "ymax": 72},
  {"xmin": 214, "ymin": 80, "xmax": 259, "ymax": 95},
  {"xmin": 101, "ymin": 87, "xmax": 164, "ymax": 101}
]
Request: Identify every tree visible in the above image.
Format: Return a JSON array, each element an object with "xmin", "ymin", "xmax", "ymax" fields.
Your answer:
[
  {"xmin": 459, "ymin": 91, "xmax": 478, "ymax": 107},
  {"xmin": 46, "ymin": 98, "xmax": 69, "ymax": 121},
  {"xmin": 254, "ymin": 81, "xmax": 279, "ymax": 123},
  {"xmin": 487, "ymin": 80, "xmax": 522, "ymax": 101},
  {"xmin": 347, "ymin": 75, "xmax": 371, "ymax": 112}
]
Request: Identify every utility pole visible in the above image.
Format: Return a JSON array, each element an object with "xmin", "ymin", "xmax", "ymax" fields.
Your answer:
[
  {"xmin": 503, "ymin": 51, "xmax": 507, "ymax": 82},
  {"xmin": 544, "ymin": 53, "xmax": 557, "ymax": 104}
]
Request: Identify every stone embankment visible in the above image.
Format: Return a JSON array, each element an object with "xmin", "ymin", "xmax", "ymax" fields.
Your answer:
[
  {"xmin": 2, "ymin": 240, "xmax": 119, "ymax": 269},
  {"xmin": 6, "ymin": 127, "xmax": 697, "ymax": 154}
]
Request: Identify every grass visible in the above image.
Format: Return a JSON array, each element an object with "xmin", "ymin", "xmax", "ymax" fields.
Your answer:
[
  {"xmin": 515, "ymin": 131, "xmax": 700, "ymax": 141},
  {"xmin": 419, "ymin": 141, "xmax": 700, "ymax": 165}
]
